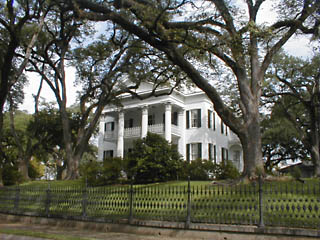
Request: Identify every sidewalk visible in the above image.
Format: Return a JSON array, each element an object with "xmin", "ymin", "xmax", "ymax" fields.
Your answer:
[{"xmin": 0, "ymin": 221, "xmax": 193, "ymax": 240}]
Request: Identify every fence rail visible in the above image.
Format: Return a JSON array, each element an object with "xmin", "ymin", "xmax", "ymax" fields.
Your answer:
[{"xmin": 0, "ymin": 178, "xmax": 319, "ymax": 229}]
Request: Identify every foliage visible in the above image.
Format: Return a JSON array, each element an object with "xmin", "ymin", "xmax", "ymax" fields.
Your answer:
[
  {"xmin": 179, "ymin": 158, "xmax": 240, "ymax": 181},
  {"xmin": 180, "ymin": 158, "xmax": 214, "ymax": 181},
  {"xmin": 71, "ymin": 0, "xmax": 320, "ymax": 179},
  {"xmin": 263, "ymin": 52, "xmax": 320, "ymax": 176},
  {"xmin": 216, "ymin": 160, "xmax": 240, "ymax": 180},
  {"xmin": 28, "ymin": 158, "xmax": 45, "ymax": 180},
  {"xmin": 125, "ymin": 132, "xmax": 183, "ymax": 184},
  {"xmin": 80, "ymin": 157, "xmax": 123, "ymax": 186},
  {"xmin": 2, "ymin": 163, "xmax": 23, "ymax": 186}
]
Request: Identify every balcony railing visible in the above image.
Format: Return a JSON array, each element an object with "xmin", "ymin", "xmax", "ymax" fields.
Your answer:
[
  {"xmin": 124, "ymin": 126, "xmax": 141, "ymax": 138},
  {"xmin": 172, "ymin": 124, "xmax": 180, "ymax": 135},
  {"xmin": 149, "ymin": 123, "xmax": 164, "ymax": 134},
  {"xmin": 104, "ymin": 124, "xmax": 181, "ymax": 140}
]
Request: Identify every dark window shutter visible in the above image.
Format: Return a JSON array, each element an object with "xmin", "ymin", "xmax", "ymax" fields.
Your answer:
[
  {"xmin": 103, "ymin": 151, "xmax": 106, "ymax": 160},
  {"xmin": 186, "ymin": 144, "xmax": 190, "ymax": 162},
  {"xmin": 197, "ymin": 109, "xmax": 201, "ymax": 128},
  {"xmin": 104, "ymin": 123, "xmax": 107, "ymax": 132},
  {"xmin": 198, "ymin": 143, "xmax": 202, "ymax": 159},
  {"xmin": 186, "ymin": 111, "xmax": 190, "ymax": 129},
  {"xmin": 213, "ymin": 113, "xmax": 216, "ymax": 131},
  {"xmin": 208, "ymin": 144, "xmax": 212, "ymax": 160},
  {"xmin": 214, "ymin": 145, "xmax": 217, "ymax": 163},
  {"xmin": 129, "ymin": 118, "xmax": 133, "ymax": 128},
  {"xmin": 208, "ymin": 110, "xmax": 211, "ymax": 128},
  {"xmin": 111, "ymin": 122, "xmax": 115, "ymax": 131},
  {"xmin": 110, "ymin": 150, "xmax": 114, "ymax": 157}
]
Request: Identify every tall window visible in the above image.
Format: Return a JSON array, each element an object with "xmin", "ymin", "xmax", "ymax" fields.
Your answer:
[
  {"xmin": 213, "ymin": 112, "xmax": 216, "ymax": 130},
  {"xmin": 172, "ymin": 112, "xmax": 178, "ymax": 126},
  {"xmin": 104, "ymin": 122, "xmax": 114, "ymax": 132},
  {"xmin": 186, "ymin": 143, "xmax": 202, "ymax": 161},
  {"xmin": 221, "ymin": 147, "xmax": 228, "ymax": 163},
  {"xmin": 148, "ymin": 114, "xmax": 155, "ymax": 125},
  {"xmin": 103, "ymin": 150, "xmax": 114, "ymax": 160},
  {"xmin": 186, "ymin": 109, "xmax": 201, "ymax": 128},
  {"xmin": 124, "ymin": 118, "xmax": 133, "ymax": 128},
  {"xmin": 208, "ymin": 144, "xmax": 217, "ymax": 163},
  {"xmin": 208, "ymin": 143, "xmax": 212, "ymax": 160},
  {"xmin": 221, "ymin": 121, "xmax": 224, "ymax": 134},
  {"xmin": 208, "ymin": 110, "xmax": 212, "ymax": 129}
]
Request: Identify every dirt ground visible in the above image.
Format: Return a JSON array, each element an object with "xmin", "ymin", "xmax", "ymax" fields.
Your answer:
[{"xmin": 0, "ymin": 221, "xmax": 198, "ymax": 240}]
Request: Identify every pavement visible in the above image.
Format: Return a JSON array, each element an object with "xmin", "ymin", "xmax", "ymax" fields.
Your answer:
[{"xmin": 0, "ymin": 221, "xmax": 195, "ymax": 240}]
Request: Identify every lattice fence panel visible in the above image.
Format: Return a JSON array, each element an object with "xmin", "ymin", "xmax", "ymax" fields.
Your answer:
[
  {"xmin": 49, "ymin": 187, "xmax": 82, "ymax": 217},
  {"xmin": 264, "ymin": 181, "xmax": 320, "ymax": 228},
  {"xmin": 18, "ymin": 186, "xmax": 46, "ymax": 215},
  {"xmin": 0, "ymin": 187, "xmax": 16, "ymax": 213},
  {"xmin": 191, "ymin": 184, "xmax": 259, "ymax": 225},
  {"xmin": 133, "ymin": 185, "xmax": 187, "ymax": 222},
  {"xmin": 86, "ymin": 186, "xmax": 130, "ymax": 220}
]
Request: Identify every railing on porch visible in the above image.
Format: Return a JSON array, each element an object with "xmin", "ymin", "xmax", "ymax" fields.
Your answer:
[
  {"xmin": 148, "ymin": 123, "xmax": 164, "ymax": 134},
  {"xmin": 124, "ymin": 126, "xmax": 141, "ymax": 138}
]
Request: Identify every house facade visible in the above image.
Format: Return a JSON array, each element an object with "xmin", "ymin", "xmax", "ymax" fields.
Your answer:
[{"xmin": 98, "ymin": 83, "xmax": 243, "ymax": 171}]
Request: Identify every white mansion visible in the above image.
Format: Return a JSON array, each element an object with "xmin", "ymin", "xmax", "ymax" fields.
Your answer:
[{"xmin": 98, "ymin": 83, "xmax": 243, "ymax": 171}]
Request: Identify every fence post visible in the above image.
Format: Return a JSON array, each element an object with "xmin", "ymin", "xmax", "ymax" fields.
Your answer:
[
  {"xmin": 258, "ymin": 175, "xmax": 265, "ymax": 227},
  {"xmin": 185, "ymin": 176, "xmax": 191, "ymax": 229},
  {"xmin": 128, "ymin": 181, "xmax": 134, "ymax": 224},
  {"xmin": 14, "ymin": 186, "xmax": 20, "ymax": 213},
  {"xmin": 82, "ymin": 185, "xmax": 87, "ymax": 219},
  {"xmin": 45, "ymin": 184, "xmax": 51, "ymax": 217}
]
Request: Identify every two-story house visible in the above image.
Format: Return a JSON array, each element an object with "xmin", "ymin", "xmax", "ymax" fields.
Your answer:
[{"xmin": 98, "ymin": 83, "xmax": 243, "ymax": 171}]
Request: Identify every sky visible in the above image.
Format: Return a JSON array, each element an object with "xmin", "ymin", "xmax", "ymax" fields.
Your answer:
[{"xmin": 19, "ymin": 1, "xmax": 315, "ymax": 113}]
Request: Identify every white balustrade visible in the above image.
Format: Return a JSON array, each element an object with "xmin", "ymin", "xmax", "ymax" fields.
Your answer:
[{"xmin": 124, "ymin": 126, "xmax": 141, "ymax": 138}]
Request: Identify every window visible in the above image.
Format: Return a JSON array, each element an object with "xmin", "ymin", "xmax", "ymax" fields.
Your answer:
[
  {"xmin": 213, "ymin": 113, "xmax": 216, "ymax": 130},
  {"xmin": 208, "ymin": 143, "xmax": 212, "ymax": 160},
  {"xmin": 208, "ymin": 110, "xmax": 212, "ymax": 129},
  {"xmin": 103, "ymin": 150, "xmax": 113, "ymax": 160},
  {"xmin": 148, "ymin": 114, "xmax": 155, "ymax": 125},
  {"xmin": 104, "ymin": 122, "xmax": 114, "ymax": 132},
  {"xmin": 208, "ymin": 144, "xmax": 217, "ymax": 163},
  {"xmin": 172, "ymin": 112, "xmax": 178, "ymax": 126},
  {"xmin": 234, "ymin": 150, "xmax": 240, "ymax": 162},
  {"xmin": 186, "ymin": 109, "xmax": 201, "ymax": 128},
  {"xmin": 221, "ymin": 147, "xmax": 228, "ymax": 163},
  {"xmin": 186, "ymin": 143, "xmax": 202, "ymax": 161},
  {"xmin": 221, "ymin": 121, "xmax": 224, "ymax": 134},
  {"xmin": 125, "ymin": 118, "xmax": 133, "ymax": 128}
]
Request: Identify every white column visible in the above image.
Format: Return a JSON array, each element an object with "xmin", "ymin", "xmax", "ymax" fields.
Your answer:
[
  {"xmin": 117, "ymin": 111, "xmax": 124, "ymax": 158},
  {"xmin": 178, "ymin": 109, "xmax": 186, "ymax": 159},
  {"xmin": 165, "ymin": 102, "xmax": 172, "ymax": 142},
  {"xmin": 141, "ymin": 106, "xmax": 148, "ymax": 138}
]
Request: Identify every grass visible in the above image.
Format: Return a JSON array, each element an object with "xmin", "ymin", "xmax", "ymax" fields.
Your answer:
[
  {"xmin": 1, "ymin": 178, "xmax": 319, "ymax": 228},
  {"xmin": 0, "ymin": 228, "xmax": 97, "ymax": 240}
]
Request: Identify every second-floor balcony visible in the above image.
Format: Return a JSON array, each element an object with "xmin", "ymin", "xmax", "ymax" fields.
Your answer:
[{"xmin": 104, "ymin": 123, "xmax": 181, "ymax": 140}]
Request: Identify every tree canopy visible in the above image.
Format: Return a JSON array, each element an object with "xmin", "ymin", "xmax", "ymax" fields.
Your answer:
[{"xmin": 68, "ymin": 0, "xmax": 320, "ymax": 179}]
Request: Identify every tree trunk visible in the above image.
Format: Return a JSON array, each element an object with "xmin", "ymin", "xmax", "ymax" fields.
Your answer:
[
  {"xmin": 64, "ymin": 154, "xmax": 81, "ymax": 180},
  {"xmin": 0, "ymin": 169, "xmax": 3, "ymax": 187},
  {"xmin": 239, "ymin": 112, "xmax": 264, "ymax": 179},
  {"xmin": 18, "ymin": 157, "xmax": 30, "ymax": 181}
]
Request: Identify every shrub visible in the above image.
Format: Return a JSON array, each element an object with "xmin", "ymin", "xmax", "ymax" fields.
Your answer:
[
  {"xmin": 216, "ymin": 160, "xmax": 240, "ymax": 180},
  {"xmin": 3, "ymin": 164, "xmax": 23, "ymax": 186},
  {"xmin": 80, "ymin": 157, "xmax": 124, "ymax": 186},
  {"xmin": 125, "ymin": 132, "xmax": 183, "ymax": 184},
  {"xmin": 180, "ymin": 159, "xmax": 215, "ymax": 180}
]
